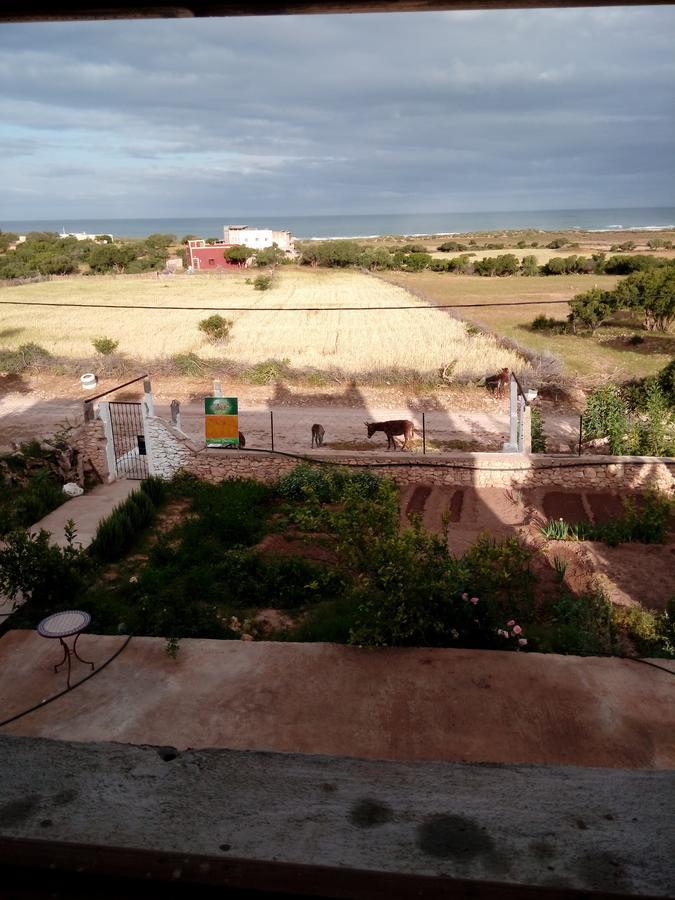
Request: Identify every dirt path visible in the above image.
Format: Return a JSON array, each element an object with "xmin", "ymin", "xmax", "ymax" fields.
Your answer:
[{"xmin": 0, "ymin": 374, "xmax": 581, "ymax": 453}]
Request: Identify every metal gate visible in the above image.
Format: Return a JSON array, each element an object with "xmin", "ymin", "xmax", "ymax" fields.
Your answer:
[{"xmin": 109, "ymin": 401, "xmax": 149, "ymax": 479}]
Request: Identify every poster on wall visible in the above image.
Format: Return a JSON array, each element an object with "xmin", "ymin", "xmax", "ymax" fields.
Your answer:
[{"xmin": 204, "ymin": 397, "xmax": 239, "ymax": 447}]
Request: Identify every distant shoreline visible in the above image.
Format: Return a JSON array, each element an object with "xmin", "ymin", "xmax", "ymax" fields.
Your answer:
[{"xmin": 2, "ymin": 208, "xmax": 674, "ymax": 241}]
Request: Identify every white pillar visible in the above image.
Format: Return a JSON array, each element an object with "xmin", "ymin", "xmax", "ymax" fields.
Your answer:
[{"xmin": 502, "ymin": 376, "xmax": 519, "ymax": 452}]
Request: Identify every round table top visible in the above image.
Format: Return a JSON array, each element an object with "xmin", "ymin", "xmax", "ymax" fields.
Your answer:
[{"xmin": 37, "ymin": 610, "xmax": 91, "ymax": 638}]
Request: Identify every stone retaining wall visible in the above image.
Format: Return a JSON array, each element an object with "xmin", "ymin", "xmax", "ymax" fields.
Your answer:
[
  {"xmin": 70, "ymin": 418, "xmax": 109, "ymax": 484},
  {"xmin": 143, "ymin": 415, "xmax": 674, "ymax": 493}
]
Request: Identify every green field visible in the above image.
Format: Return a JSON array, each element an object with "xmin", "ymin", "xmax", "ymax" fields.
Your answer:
[{"xmin": 380, "ymin": 271, "xmax": 674, "ymax": 380}]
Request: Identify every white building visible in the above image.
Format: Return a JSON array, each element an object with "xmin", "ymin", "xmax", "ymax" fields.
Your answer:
[{"xmin": 224, "ymin": 225, "xmax": 296, "ymax": 255}]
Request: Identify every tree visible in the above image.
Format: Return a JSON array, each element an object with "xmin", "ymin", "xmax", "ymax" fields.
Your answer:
[
  {"xmin": 88, "ymin": 243, "xmax": 137, "ymax": 274},
  {"xmin": 568, "ymin": 287, "xmax": 617, "ymax": 333},
  {"xmin": 437, "ymin": 240, "xmax": 467, "ymax": 252},
  {"xmin": 401, "ymin": 251, "xmax": 432, "ymax": 272},
  {"xmin": 223, "ymin": 245, "xmax": 250, "ymax": 264},
  {"xmin": 254, "ymin": 245, "xmax": 285, "ymax": 267},
  {"xmin": 521, "ymin": 255, "xmax": 539, "ymax": 277},
  {"xmin": 361, "ymin": 247, "xmax": 393, "ymax": 271},
  {"xmin": 614, "ymin": 265, "xmax": 675, "ymax": 332},
  {"xmin": 493, "ymin": 254, "xmax": 519, "ymax": 276}
]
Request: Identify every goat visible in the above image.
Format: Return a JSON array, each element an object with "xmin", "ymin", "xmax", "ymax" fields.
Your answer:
[
  {"xmin": 485, "ymin": 368, "xmax": 510, "ymax": 398},
  {"xmin": 365, "ymin": 419, "xmax": 415, "ymax": 451},
  {"xmin": 311, "ymin": 423, "xmax": 325, "ymax": 448}
]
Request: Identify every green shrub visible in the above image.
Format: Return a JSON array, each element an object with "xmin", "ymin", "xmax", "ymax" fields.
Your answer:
[
  {"xmin": 253, "ymin": 274, "xmax": 273, "ymax": 291},
  {"xmin": 90, "ymin": 488, "xmax": 158, "ymax": 562},
  {"xmin": 531, "ymin": 314, "xmax": 568, "ymax": 334},
  {"xmin": 0, "ymin": 526, "xmax": 90, "ymax": 621},
  {"xmin": 242, "ymin": 357, "xmax": 292, "ymax": 384},
  {"xmin": 0, "ymin": 343, "xmax": 51, "ymax": 374},
  {"xmin": 543, "ymin": 590, "xmax": 616, "ymax": 655},
  {"xmin": 541, "ymin": 491, "xmax": 671, "ymax": 546},
  {"xmin": 531, "ymin": 407, "xmax": 547, "ymax": 453},
  {"xmin": 170, "ymin": 352, "xmax": 212, "ymax": 377},
  {"xmin": 198, "ymin": 314, "xmax": 233, "ymax": 344},
  {"xmin": 92, "ymin": 336, "xmax": 119, "ymax": 355},
  {"xmin": 291, "ymin": 596, "xmax": 360, "ymax": 643},
  {"xmin": 12, "ymin": 469, "xmax": 66, "ymax": 528},
  {"xmin": 140, "ymin": 475, "xmax": 167, "ymax": 506}
]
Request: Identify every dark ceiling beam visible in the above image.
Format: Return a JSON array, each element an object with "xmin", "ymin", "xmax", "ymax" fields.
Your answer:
[{"xmin": 2, "ymin": 0, "xmax": 673, "ymax": 25}]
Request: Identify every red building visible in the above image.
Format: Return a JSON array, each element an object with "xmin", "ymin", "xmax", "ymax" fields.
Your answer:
[{"xmin": 187, "ymin": 240, "xmax": 242, "ymax": 271}]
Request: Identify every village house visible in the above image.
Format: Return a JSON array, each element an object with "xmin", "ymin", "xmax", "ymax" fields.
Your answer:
[{"xmin": 186, "ymin": 224, "xmax": 297, "ymax": 270}]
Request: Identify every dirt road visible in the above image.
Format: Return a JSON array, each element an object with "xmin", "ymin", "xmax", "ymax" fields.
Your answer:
[{"xmin": 0, "ymin": 391, "xmax": 581, "ymax": 454}]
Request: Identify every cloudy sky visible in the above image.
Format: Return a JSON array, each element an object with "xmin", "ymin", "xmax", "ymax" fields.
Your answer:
[{"xmin": 1, "ymin": 5, "xmax": 674, "ymax": 219}]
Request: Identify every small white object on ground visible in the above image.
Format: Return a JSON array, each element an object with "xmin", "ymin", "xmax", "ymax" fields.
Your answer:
[
  {"xmin": 80, "ymin": 373, "xmax": 97, "ymax": 390},
  {"xmin": 63, "ymin": 482, "xmax": 84, "ymax": 497}
]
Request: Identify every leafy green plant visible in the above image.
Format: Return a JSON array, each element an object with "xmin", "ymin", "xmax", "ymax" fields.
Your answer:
[
  {"xmin": 531, "ymin": 315, "xmax": 568, "ymax": 334},
  {"xmin": 253, "ymin": 274, "xmax": 273, "ymax": 291},
  {"xmin": 170, "ymin": 352, "xmax": 212, "ymax": 377},
  {"xmin": 531, "ymin": 406, "xmax": 547, "ymax": 453},
  {"xmin": 140, "ymin": 475, "xmax": 167, "ymax": 506},
  {"xmin": 89, "ymin": 488, "xmax": 159, "ymax": 562},
  {"xmin": 92, "ymin": 336, "xmax": 119, "ymax": 355},
  {"xmin": 0, "ymin": 525, "xmax": 90, "ymax": 621},
  {"xmin": 540, "ymin": 492, "xmax": 671, "ymax": 546},
  {"xmin": 198, "ymin": 314, "xmax": 233, "ymax": 344}
]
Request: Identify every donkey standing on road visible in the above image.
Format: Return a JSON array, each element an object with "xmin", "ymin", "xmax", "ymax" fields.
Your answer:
[
  {"xmin": 486, "ymin": 368, "xmax": 510, "ymax": 398},
  {"xmin": 311, "ymin": 423, "xmax": 325, "ymax": 448},
  {"xmin": 365, "ymin": 419, "xmax": 415, "ymax": 451}
]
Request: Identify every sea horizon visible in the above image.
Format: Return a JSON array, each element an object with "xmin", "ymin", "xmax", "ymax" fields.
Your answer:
[{"xmin": 2, "ymin": 207, "xmax": 674, "ymax": 241}]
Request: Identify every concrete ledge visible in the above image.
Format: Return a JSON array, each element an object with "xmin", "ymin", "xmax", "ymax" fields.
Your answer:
[{"xmin": 0, "ymin": 736, "xmax": 673, "ymax": 897}]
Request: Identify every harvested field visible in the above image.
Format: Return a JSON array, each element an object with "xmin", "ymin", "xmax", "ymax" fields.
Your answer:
[{"xmin": 0, "ymin": 269, "xmax": 527, "ymax": 378}]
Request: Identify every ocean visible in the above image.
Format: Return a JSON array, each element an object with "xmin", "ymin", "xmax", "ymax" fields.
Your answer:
[{"xmin": 2, "ymin": 208, "xmax": 674, "ymax": 241}]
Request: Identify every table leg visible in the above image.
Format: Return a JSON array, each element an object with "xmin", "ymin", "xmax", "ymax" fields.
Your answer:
[
  {"xmin": 54, "ymin": 638, "xmax": 68, "ymax": 674},
  {"xmin": 72, "ymin": 633, "xmax": 95, "ymax": 670}
]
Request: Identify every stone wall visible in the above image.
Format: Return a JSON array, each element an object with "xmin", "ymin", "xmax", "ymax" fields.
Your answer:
[
  {"xmin": 143, "ymin": 414, "xmax": 674, "ymax": 494},
  {"xmin": 69, "ymin": 418, "xmax": 109, "ymax": 484}
]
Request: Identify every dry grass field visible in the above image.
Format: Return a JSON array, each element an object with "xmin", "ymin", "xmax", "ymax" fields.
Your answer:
[
  {"xmin": 0, "ymin": 269, "xmax": 527, "ymax": 378},
  {"xmin": 380, "ymin": 271, "xmax": 674, "ymax": 380}
]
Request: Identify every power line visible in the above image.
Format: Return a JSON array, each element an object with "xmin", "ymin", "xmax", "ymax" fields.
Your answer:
[{"xmin": 0, "ymin": 298, "xmax": 572, "ymax": 312}]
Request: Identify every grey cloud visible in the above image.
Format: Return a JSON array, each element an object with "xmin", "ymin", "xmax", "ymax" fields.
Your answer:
[{"xmin": 0, "ymin": 6, "xmax": 673, "ymax": 217}]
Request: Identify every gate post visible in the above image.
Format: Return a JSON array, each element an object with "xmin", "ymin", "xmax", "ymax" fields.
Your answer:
[
  {"xmin": 141, "ymin": 399, "xmax": 158, "ymax": 477},
  {"xmin": 98, "ymin": 401, "xmax": 117, "ymax": 482},
  {"xmin": 143, "ymin": 379, "xmax": 154, "ymax": 417}
]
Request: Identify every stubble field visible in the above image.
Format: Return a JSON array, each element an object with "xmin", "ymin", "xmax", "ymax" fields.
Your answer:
[{"xmin": 0, "ymin": 268, "xmax": 526, "ymax": 378}]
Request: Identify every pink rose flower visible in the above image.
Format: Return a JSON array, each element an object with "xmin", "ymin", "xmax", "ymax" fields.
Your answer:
[
  {"xmin": 470, "ymin": 596, "xmax": 479, "ymax": 605},
  {"xmin": 512, "ymin": 624, "xmax": 523, "ymax": 635},
  {"xmin": 507, "ymin": 619, "xmax": 515, "ymax": 628},
  {"xmin": 518, "ymin": 638, "xmax": 528, "ymax": 646}
]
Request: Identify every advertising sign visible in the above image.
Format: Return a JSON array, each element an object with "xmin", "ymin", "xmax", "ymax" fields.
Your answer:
[{"xmin": 204, "ymin": 397, "xmax": 239, "ymax": 447}]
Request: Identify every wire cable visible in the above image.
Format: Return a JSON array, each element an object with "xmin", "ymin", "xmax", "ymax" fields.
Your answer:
[{"xmin": 0, "ymin": 298, "xmax": 573, "ymax": 312}]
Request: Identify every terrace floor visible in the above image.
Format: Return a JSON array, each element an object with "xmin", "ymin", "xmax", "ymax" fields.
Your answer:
[{"xmin": 1, "ymin": 631, "xmax": 673, "ymax": 769}]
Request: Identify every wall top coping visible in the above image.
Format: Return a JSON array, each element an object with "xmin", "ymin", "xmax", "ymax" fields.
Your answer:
[{"xmin": 195, "ymin": 448, "xmax": 675, "ymax": 468}]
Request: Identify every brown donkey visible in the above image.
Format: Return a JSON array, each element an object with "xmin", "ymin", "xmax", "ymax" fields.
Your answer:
[{"xmin": 365, "ymin": 419, "xmax": 415, "ymax": 450}]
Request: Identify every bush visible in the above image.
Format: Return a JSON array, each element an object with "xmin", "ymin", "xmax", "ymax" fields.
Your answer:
[
  {"xmin": 170, "ymin": 352, "xmax": 212, "ymax": 377},
  {"xmin": 198, "ymin": 315, "xmax": 233, "ymax": 344},
  {"xmin": 540, "ymin": 491, "xmax": 672, "ymax": 546},
  {"xmin": 12, "ymin": 469, "xmax": 66, "ymax": 528},
  {"xmin": 0, "ymin": 343, "xmax": 51, "ymax": 374},
  {"xmin": 544, "ymin": 590, "xmax": 615, "ymax": 655},
  {"xmin": 92, "ymin": 336, "xmax": 119, "ymax": 356},
  {"xmin": 242, "ymin": 358, "xmax": 291, "ymax": 384},
  {"xmin": 531, "ymin": 407, "xmax": 547, "ymax": 453},
  {"xmin": 531, "ymin": 315, "xmax": 568, "ymax": 334},
  {"xmin": 0, "ymin": 525, "xmax": 90, "ymax": 621},
  {"xmin": 140, "ymin": 475, "xmax": 167, "ymax": 506},
  {"xmin": 253, "ymin": 274, "xmax": 273, "ymax": 291},
  {"xmin": 90, "ymin": 488, "xmax": 159, "ymax": 562}
]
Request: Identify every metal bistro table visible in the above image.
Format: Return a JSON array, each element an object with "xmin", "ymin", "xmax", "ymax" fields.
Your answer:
[{"xmin": 37, "ymin": 610, "xmax": 95, "ymax": 689}]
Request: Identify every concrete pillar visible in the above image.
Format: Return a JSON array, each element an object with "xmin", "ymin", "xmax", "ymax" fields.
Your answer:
[
  {"xmin": 97, "ymin": 402, "xmax": 117, "ymax": 483},
  {"xmin": 141, "ymin": 402, "xmax": 158, "ymax": 477},
  {"xmin": 143, "ymin": 379, "xmax": 154, "ymax": 417},
  {"xmin": 521, "ymin": 403, "xmax": 532, "ymax": 454},
  {"xmin": 213, "ymin": 379, "xmax": 223, "ymax": 397},
  {"xmin": 502, "ymin": 376, "xmax": 519, "ymax": 452}
]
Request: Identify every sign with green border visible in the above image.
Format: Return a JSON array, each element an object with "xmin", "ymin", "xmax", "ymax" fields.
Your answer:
[{"xmin": 205, "ymin": 397, "xmax": 239, "ymax": 447}]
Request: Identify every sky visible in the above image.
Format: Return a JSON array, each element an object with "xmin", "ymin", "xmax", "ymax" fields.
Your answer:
[{"xmin": 0, "ymin": 5, "xmax": 674, "ymax": 219}]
